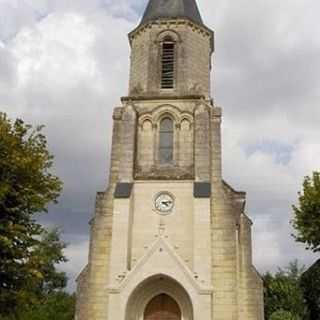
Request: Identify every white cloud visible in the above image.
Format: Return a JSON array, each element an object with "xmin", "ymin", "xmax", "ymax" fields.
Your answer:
[
  {"xmin": 11, "ymin": 13, "xmax": 97, "ymax": 88},
  {"xmin": 223, "ymin": 108, "xmax": 319, "ymax": 272}
]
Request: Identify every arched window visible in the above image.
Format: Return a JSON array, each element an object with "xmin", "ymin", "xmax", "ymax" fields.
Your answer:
[
  {"xmin": 159, "ymin": 117, "xmax": 174, "ymax": 164},
  {"xmin": 161, "ymin": 37, "xmax": 175, "ymax": 89}
]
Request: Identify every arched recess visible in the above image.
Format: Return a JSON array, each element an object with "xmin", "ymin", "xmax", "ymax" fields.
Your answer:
[
  {"xmin": 152, "ymin": 104, "xmax": 181, "ymax": 124},
  {"xmin": 137, "ymin": 118, "xmax": 154, "ymax": 169},
  {"xmin": 156, "ymin": 30, "xmax": 181, "ymax": 44},
  {"xmin": 179, "ymin": 117, "xmax": 193, "ymax": 168},
  {"xmin": 125, "ymin": 274, "xmax": 194, "ymax": 320}
]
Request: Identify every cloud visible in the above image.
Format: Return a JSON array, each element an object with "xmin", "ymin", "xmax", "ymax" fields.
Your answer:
[
  {"xmin": 0, "ymin": 0, "xmax": 319, "ymax": 290},
  {"xmin": 205, "ymin": 0, "xmax": 320, "ymax": 122},
  {"xmin": 0, "ymin": 1, "xmax": 38, "ymax": 41},
  {"xmin": 0, "ymin": 3, "xmax": 134, "ymax": 289},
  {"xmin": 0, "ymin": 45, "xmax": 16, "ymax": 88},
  {"xmin": 57, "ymin": 236, "xmax": 89, "ymax": 292}
]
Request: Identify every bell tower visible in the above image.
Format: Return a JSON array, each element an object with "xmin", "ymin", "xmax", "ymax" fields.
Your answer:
[
  {"xmin": 75, "ymin": 1, "xmax": 265, "ymax": 320},
  {"xmin": 128, "ymin": 0, "xmax": 213, "ymax": 99}
]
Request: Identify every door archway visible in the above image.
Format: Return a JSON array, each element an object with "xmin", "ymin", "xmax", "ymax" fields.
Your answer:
[
  {"xmin": 125, "ymin": 274, "xmax": 193, "ymax": 320},
  {"xmin": 144, "ymin": 294, "xmax": 181, "ymax": 320}
]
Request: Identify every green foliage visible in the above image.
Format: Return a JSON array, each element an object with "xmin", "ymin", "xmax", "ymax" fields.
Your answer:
[
  {"xmin": 300, "ymin": 260, "xmax": 320, "ymax": 320},
  {"xmin": 270, "ymin": 310, "xmax": 297, "ymax": 320},
  {"xmin": 0, "ymin": 292, "xmax": 75, "ymax": 320},
  {"xmin": 263, "ymin": 261, "xmax": 309, "ymax": 320},
  {"xmin": 292, "ymin": 172, "xmax": 320, "ymax": 252},
  {"xmin": 20, "ymin": 228, "xmax": 68, "ymax": 300},
  {"xmin": 0, "ymin": 228, "xmax": 68, "ymax": 317},
  {"xmin": 23, "ymin": 292, "xmax": 75, "ymax": 320},
  {"xmin": 0, "ymin": 113, "xmax": 63, "ymax": 315}
]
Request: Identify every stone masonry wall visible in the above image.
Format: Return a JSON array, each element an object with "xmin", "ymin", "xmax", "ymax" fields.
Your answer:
[
  {"xmin": 75, "ymin": 108, "xmax": 122, "ymax": 320},
  {"xmin": 210, "ymin": 106, "xmax": 239, "ymax": 320},
  {"xmin": 210, "ymin": 106, "xmax": 264, "ymax": 320},
  {"xmin": 238, "ymin": 214, "xmax": 264, "ymax": 320},
  {"xmin": 194, "ymin": 103, "xmax": 211, "ymax": 181}
]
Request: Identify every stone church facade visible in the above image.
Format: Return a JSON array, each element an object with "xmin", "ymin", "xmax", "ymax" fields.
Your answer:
[{"xmin": 75, "ymin": 0, "xmax": 264, "ymax": 319}]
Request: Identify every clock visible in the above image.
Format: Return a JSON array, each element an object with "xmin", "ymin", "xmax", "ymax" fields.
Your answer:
[{"xmin": 154, "ymin": 192, "xmax": 174, "ymax": 214}]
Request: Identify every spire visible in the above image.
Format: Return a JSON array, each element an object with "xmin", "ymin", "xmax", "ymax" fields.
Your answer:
[{"xmin": 140, "ymin": 0, "xmax": 204, "ymax": 27}]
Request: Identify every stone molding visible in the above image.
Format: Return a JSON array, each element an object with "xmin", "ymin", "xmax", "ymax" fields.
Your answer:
[
  {"xmin": 129, "ymin": 18, "xmax": 214, "ymax": 52},
  {"xmin": 125, "ymin": 274, "xmax": 194, "ymax": 320},
  {"xmin": 108, "ymin": 236, "xmax": 213, "ymax": 295}
]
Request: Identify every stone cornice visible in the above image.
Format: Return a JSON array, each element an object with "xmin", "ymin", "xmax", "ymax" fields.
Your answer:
[
  {"xmin": 128, "ymin": 18, "xmax": 214, "ymax": 52},
  {"xmin": 121, "ymin": 94, "xmax": 207, "ymax": 102}
]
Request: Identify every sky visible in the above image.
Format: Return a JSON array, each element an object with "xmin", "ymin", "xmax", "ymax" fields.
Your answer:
[{"xmin": 0, "ymin": 0, "xmax": 319, "ymax": 291}]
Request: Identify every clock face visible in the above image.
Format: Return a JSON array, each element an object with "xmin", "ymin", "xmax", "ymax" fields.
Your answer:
[{"xmin": 154, "ymin": 192, "xmax": 174, "ymax": 214}]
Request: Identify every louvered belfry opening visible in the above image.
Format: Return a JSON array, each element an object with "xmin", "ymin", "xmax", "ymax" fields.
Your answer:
[{"xmin": 161, "ymin": 39, "xmax": 175, "ymax": 89}]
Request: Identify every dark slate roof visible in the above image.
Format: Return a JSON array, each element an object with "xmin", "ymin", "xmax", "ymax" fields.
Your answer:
[{"xmin": 140, "ymin": 0, "xmax": 204, "ymax": 26}]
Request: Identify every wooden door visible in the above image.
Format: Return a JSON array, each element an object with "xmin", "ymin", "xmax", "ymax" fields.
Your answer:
[{"xmin": 144, "ymin": 294, "xmax": 181, "ymax": 320}]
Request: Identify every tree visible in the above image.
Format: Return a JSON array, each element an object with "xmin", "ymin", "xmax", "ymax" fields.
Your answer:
[
  {"xmin": 0, "ymin": 113, "xmax": 63, "ymax": 315},
  {"xmin": 292, "ymin": 172, "xmax": 320, "ymax": 252},
  {"xmin": 270, "ymin": 310, "xmax": 297, "ymax": 320},
  {"xmin": 300, "ymin": 259, "xmax": 320, "ymax": 320},
  {"xmin": 19, "ymin": 228, "xmax": 68, "ymax": 303},
  {"xmin": 263, "ymin": 261, "xmax": 309, "ymax": 320},
  {"xmin": 20, "ymin": 292, "xmax": 75, "ymax": 320},
  {"xmin": 0, "ymin": 292, "xmax": 75, "ymax": 320},
  {"xmin": 0, "ymin": 229, "xmax": 73, "ymax": 320}
]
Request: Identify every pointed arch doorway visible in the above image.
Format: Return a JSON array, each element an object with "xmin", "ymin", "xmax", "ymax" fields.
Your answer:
[
  {"xmin": 144, "ymin": 294, "xmax": 181, "ymax": 320},
  {"xmin": 125, "ymin": 275, "xmax": 193, "ymax": 320}
]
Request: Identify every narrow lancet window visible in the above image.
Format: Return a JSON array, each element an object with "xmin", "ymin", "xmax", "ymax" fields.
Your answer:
[
  {"xmin": 161, "ymin": 39, "xmax": 175, "ymax": 89},
  {"xmin": 159, "ymin": 118, "xmax": 174, "ymax": 164}
]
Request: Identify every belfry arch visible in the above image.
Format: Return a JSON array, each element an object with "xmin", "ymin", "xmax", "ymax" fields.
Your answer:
[{"xmin": 125, "ymin": 275, "xmax": 194, "ymax": 320}]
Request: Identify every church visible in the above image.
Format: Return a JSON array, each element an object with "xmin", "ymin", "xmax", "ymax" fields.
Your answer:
[{"xmin": 75, "ymin": 0, "xmax": 264, "ymax": 319}]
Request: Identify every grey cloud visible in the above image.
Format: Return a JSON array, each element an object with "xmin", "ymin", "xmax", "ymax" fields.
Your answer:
[
  {"xmin": 207, "ymin": 0, "xmax": 320, "ymax": 123},
  {"xmin": 0, "ymin": 0, "xmax": 141, "ymax": 42}
]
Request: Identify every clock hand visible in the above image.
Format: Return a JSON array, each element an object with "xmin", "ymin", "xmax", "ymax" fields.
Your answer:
[{"xmin": 162, "ymin": 200, "xmax": 172, "ymax": 207}]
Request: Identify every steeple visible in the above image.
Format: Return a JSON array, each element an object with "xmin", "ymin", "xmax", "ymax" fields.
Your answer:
[{"xmin": 140, "ymin": 0, "xmax": 204, "ymax": 27}]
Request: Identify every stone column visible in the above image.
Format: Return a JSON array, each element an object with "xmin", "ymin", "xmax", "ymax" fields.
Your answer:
[
  {"xmin": 108, "ymin": 107, "xmax": 123, "ymax": 185},
  {"xmin": 194, "ymin": 103, "xmax": 210, "ymax": 182},
  {"xmin": 211, "ymin": 107, "xmax": 222, "ymax": 183},
  {"xmin": 83, "ymin": 107, "xmax": 123, "ymax": 320},
  {"xmin": 119, "ymin": 104, "xmax": 137, "ymax": 182},
  {"xmin": 210, "ymin": 107, "xmax": 238, "ymax": 320},
  {"xmin": 238, "ymin": 214, "xmax": 264, "ymax": 320}
]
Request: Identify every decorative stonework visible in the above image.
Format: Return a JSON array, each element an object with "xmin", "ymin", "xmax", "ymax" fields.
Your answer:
[{"xmin": 136, "ymin": 103, "xmax": 195, "ymax": 179}]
